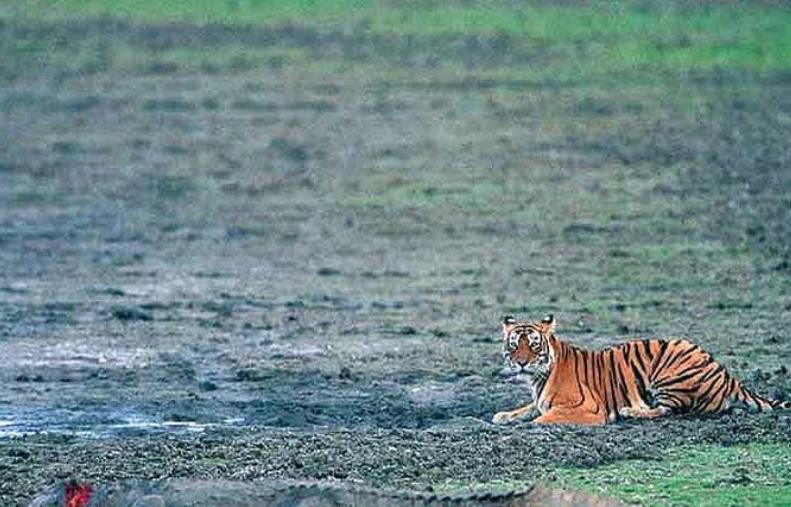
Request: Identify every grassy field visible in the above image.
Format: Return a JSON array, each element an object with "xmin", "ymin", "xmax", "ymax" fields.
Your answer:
[
  {"xmin": 558, "ymin": 444, "xmax": 791, "ymax": 506},
  {"xmin": 1, "ymin": 1, "xmax": 790, "ymax": 505},
  {"xmin": 4, "ymin": 1, "xmax": 791, "ymax": 81}
]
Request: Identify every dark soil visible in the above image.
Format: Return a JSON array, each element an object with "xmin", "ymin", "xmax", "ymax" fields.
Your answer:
[{"xmin": 1, "ymin": 16, "xmax": 790, "ymax": 506}]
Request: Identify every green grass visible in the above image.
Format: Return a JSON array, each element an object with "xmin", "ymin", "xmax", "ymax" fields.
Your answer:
[
  {"xmin": 555, "ymin": 443, "xmax": 791, "ymax": 506},
  {"xmin": 6, "ymin": 0, "xmax": 375, "ymax": 25},
  {"xmin": 436, "ymin": 443, "xmax": 791, "ymax": 507},
  {"xmin": 3, "ymin": 1, "xmax": 791, "ymax": 79},
  {"xmin": 343, "ymin": 160, "xmax": 681, "ymax": 232}
]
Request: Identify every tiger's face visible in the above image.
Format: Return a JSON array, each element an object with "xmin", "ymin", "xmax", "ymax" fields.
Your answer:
[{"xmin": 501, "ymin": 314, "xmax": 555, "ymax": 375}]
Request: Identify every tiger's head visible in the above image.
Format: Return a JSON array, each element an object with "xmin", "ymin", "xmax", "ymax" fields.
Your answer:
[{"xmin": 501, "ymin": 314, "xmax": 556, "ymax": 376}]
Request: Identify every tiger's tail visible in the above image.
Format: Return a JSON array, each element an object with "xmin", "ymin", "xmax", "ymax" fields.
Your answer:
[{"xmin": 732, "ymin": 381, "xmax": 791, "ymax": 411}]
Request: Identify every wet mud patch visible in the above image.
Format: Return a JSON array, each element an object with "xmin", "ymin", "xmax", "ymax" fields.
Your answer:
[{"xmin": 221, "ymin": 368, "xmax": 511, "ymax": 429}]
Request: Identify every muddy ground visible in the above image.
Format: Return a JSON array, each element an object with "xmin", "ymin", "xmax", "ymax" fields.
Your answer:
[{"xmin": 1, "ymin": 15, "xmax": 791, "ymax": 505}]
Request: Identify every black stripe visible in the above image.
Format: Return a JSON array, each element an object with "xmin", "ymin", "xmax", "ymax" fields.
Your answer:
[
  {"xmin": 709, "ymin": 379, "xmax": 733, "ymax": 412},
  {"xmin": 662, "ymin": 386, "xmax": 706, "ymax": 395},
  {"xmin": 695, "ymin": 374, "xmax": 725, "ymax": 410},
  {"xmin": 632, "ymin": 361, "xmax": 649, "ymax": 404},
  {"xmin": 697, "ymin": 363, "xmax": 724, "ymax": 385},
  {"xmin": 614, "ymin": 357, "xmax": 631, "ymax": 405},
  {"xmin": 632, "ymin": 344, "xmax": 647, "ymax": 377},
  {"xmin": 634, "ymin": 341, "xmax": 649, "ymax": 372},
  {"xmin": 745, "ymin": 389, "xmax": 762, "ymax": 408},
  {"xmin": 650, "ymin": 340, "xmax": 669, "ymax": 376},
  {"xmin": 601, "ymin": 370, "xmax": 613, "ymax": 414},
  {"xmin": 654, "ymin": 366, "xmax": 706, "ymax": 389},
  {"xmin": 653, "ymin": 344, "xmax": 684, "ymax": 378},
  {"xmin": 746, "ymin": 389, "xmax": 769, "ymax": 411},
  {"xmin": 626, "ymin": 345, "xmax": 649, "ymax": 401},
  {"xmin": 668, "ymin": 356, "xmax": 713, "ymax": 381},
  {"xmin": 641, "ymin": 339, "xmax": 654, "ymax": 361},
  {"xmin": 695, "ymin": 372, "xmax": 723, "ymax": 403},
  {"xmin": 670, "ymin": 344, "xmax": 701, "ymax": 367},
  {"xmin": 568, "ymin": 350, "xmax": 585, "ymax": 409},
  {"xmin": 654, "ymin": 392, "xmax": 685, "ymax": 408},
  {"xmin": 534, "ymin": 377, "xmax": 548, "ymax": 401},
  {"xmin": 596, "ymin": 352, "xmax": 610, "ymax": 413},
  {"xmin": 726, "ymin": 376, "xmax": 736, "ymax": 397},
  {"xmin": 686, "ymin": 356, "xmax": 714, "ymax": 374},
  {"xmin": 700, "ymin": 376, "xmax": 729, "ymax": 412},
  {"xmin": 580, "ymin": 350, "xmax": 590, "ymax": 387},
  {"xmin": 607, "ymin": 350, "xmax": 621, "ymax": 407}
]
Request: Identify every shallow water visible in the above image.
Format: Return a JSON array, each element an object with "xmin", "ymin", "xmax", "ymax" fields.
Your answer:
[{"xmin": 0, "ymin": 407, "xmax": 247, "ymax": 439}]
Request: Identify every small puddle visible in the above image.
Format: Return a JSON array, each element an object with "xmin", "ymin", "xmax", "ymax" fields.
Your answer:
[{"xmin": 0, "ymin": 407, "xmax": 246, "ymax": 439}]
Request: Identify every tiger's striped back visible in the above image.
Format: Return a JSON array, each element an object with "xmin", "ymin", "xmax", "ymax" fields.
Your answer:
[{"xmin": 582, "ymin": 338, "xmax": 790, "ymax": 417}]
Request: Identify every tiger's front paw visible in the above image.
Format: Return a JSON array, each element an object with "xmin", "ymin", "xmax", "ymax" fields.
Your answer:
[{"xmin": 492, "ymin": 411, "xmax": 515, "ymax": 425}]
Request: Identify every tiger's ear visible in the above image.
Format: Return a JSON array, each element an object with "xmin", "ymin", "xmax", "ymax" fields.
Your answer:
[
  {"xmin": 540, "ymin": 314, "xmax": 555, "ymax": 334},
  {"xmin": 503, "ymin": 315, "xmax": 517, "ymax": 331}
]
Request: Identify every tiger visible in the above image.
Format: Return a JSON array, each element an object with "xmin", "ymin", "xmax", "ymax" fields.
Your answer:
[{"xmin": 492, "ymin": 314, "xmax": 790, "ymax": 426}]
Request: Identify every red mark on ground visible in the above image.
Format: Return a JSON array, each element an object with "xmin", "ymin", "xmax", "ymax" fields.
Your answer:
[{"xmin": 64, "ymin": 482, "xmax": 92, "ymax": 507}]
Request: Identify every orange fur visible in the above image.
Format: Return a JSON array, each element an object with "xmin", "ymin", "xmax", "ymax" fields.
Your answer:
[{"xmin": 493, "ymin": 315, "xmax": 790, "ymax": 426}]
